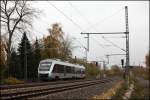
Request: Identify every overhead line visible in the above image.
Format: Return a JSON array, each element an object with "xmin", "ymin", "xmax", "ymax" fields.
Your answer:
[
  {"xmin": 102, "ymin": 36, "xmax": 126, "ymax": 52},
  {"xmin": 47, "ymin": 1, "xmax": 84, "ymax": 31}
]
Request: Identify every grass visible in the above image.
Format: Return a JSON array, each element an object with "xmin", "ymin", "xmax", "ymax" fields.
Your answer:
[
  {"xmin": 3, "ymin": 76, "xmax": 24, "ymax": 85},
  {"xmin": 129, "ymin": 78, "xmax": 149, "ymax": 100},
  {"xmin": 93, "ymin": 80, "xmax": 124, "ymax": 99},
  {"xmin": 111, "ymin": 81, "xmax": 128, "ymax": 99}
]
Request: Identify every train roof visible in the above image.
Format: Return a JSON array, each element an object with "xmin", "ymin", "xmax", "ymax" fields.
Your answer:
[{"xmin": 40, "ymin": 59, "xmax": 85, "ymax": 69}]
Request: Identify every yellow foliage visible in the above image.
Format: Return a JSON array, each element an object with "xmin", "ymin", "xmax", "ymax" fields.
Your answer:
[
  {"xmin": 42, "ymin": 23, "xmax": 64, "ymax": 59},
  {"xmin": 4, "ymin": 76, "xmax": 24, "ymax": 85},
  {"xmin": 145, "ymin": 53, "xmax": 149, "ymax": 68},
  {"xmin": 0, "ymin": 39, "xmax": 6, "ymax": 67}
]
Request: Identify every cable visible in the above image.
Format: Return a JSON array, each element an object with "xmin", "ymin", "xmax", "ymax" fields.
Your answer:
[
  {"xmin": 68, "ymin": 2, "xmax": 106, "ymax": 49},
  {"xmin": 84, "ymin": 7, "xmax": 124, "ymax": 31},
  {"xmin": 102, "ymin": 36, "xmax": 126, "ymax": 52},
  {"xmin": 47, "ymin": 1, "xmax": 84, "ymax": 31}
]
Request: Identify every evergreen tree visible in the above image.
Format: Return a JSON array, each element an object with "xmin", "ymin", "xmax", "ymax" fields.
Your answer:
[
  {"xmin": 9, "ymin": 49, "xmax": 21, "ymax": 79},
  {"xmin": 33, "ymin": 38, "xmax": 41, "ymax": 79},
  {"xmin": 18, "ymin": 32, "xmax": 34, "ymax": 80}
]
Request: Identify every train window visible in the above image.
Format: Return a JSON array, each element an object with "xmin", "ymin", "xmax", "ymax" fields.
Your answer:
[
  {"xmin": 72, "ymin": 67, "xmax": 75, "ymax": 73},
  {"xmin": 58, "ymin": 65, "xmax": 64, "ymax": 73},
  {"xmin": 39, "ymin": 62, "xmax": 52, "ymax": 71},
  {"xmin": 66, "ymin": 66, "xmax": 72, "ymax": 73},
  {"xmin": 52, "ymin": 64, "xmax": 64, "ymax": 73},
  {"xmin": 76, "ymin": 69, "xmax": 81, "ymax": 74}
]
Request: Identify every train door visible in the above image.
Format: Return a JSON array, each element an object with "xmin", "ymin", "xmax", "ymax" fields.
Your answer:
[{"xmin": 64, "ymin": 66, "xmax": 66, "ymax": 78}]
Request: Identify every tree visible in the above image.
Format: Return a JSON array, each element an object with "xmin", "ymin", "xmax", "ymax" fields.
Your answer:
[
  {"xmin": 0, "ymin": 39, "xmax": 6, "ymax": 68},
  {"xmin": 60, "ymin": 36, "xmax": 73, "ymax": 60},
  {"xmin": 33, "ymin": 38, "xmax": 41, "ymax": 79},
  {"xmin": 86, "ymin": 63, "xmax": 100, "ymax": 78},
  {"xmin": 42, "ymin": 23, "xmax": 64, "ymax": 59},
  {"xmin": 18, "ymin": 32, "xmax": 34, "ymax": 80},
  {"xmin": 0, "ymin": 38, "xmax": 6, "ymax": 80},
  {"xmin": 110, "ymin": 65, "xmax": 121, "ymax": 75},
  {"xmin": 145, "ymin": 53, "xmax": 149, "ymax": 68},
  {"xmin": 1, "ymin": 0, "xmax": 38, "ymax": 75},
  {"xmin": 9, "ymin": 49, "xmax": 21, "ymax": 78}
]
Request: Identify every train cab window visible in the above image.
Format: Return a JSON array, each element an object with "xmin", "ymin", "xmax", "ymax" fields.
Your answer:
[
  {"xmin": 52, "ymin": 64, "xmax": 64, "ymax": 73},
  {"xmin": 82, "ymin": 70, "xmax": 85, "ymax": 74},
  {"xmin": 39, "ymin": 62, "xmax": 52, "ymax": 71},
  {"xmin": 76, "ymin": 69, "xmax": 81, "ymax": 74}
]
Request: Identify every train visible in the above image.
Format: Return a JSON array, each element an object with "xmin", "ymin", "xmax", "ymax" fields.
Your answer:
[{"xmin": 38, "ymin": 59, "xmax": 86, "ymax": 80}]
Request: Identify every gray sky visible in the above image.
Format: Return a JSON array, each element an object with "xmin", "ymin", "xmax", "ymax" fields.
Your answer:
[{"xmin": 29, "ymin": 1, "xmax": 149, "ymax": 67}]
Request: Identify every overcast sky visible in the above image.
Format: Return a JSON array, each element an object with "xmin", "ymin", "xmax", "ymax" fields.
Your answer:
[{"xmin": 29, "ymin": 1, "xmax": 149, "ymax": 67}]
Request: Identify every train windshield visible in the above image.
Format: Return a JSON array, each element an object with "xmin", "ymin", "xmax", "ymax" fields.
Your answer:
[{"xmin": 39, "ymin": 62, "xmax": 52, "ymax": 71}]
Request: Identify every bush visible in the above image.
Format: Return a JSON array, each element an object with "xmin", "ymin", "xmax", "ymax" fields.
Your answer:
[{"xmin": 3, "ymin": 76, "xmax": 24, "ymax": 85}]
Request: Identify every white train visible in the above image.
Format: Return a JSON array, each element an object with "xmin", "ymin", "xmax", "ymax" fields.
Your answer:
[{"xmin": 38, "ymin": 59, "xmax": 86, "ymax": 80}]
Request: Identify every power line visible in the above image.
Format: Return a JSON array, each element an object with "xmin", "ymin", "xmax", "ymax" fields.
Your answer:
[
  {"xmin": 68, "ymin": 2, "xmax": 107, "ymax": 49},
  {"xmin": 47, "ymin": 1, "xmax": 111, "ymax": 60},
  {"xmin": 84, "ymin": 7, "xmax": 124, "ymax": 31},
  {"xmin": 47, "ymin": 1, "xmax": 89, "ymax": 50},
  {"xmin": 102, "ymin": 36, "xmax": 126, "ymax": 52},
  {"xmin": 47, "ymin": 1, "xmax": 84, "ymax": 31}
]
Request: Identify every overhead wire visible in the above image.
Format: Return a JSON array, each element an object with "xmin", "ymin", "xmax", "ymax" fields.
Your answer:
[
  {"xmin": 47, "ymin": 1, "xmax": 101, "ymax": 60},
  {"xmin": 47, "ymin": 1, "xmax": 84, "ymax": 31},
  {"xmin": 46, "ymin": 1, "xmax": 125, "ymax": 62},
  {"xmin": 84, "ymin": 7, "xmax": 124, "ymax": 31},
  {"xmin": 68, "ymin": 1, "xmax": 109, "ymax": 60},
  {"xmin": 68, "ymin": 1, "xmax": 107, "ymax": 51},
  {"xmin": 47, "ymin": 1, "xmax": 86, "ymax": 43},
  {"xmin": 102, "ymin": 36, "xmax": 126, "ymax": 52}
]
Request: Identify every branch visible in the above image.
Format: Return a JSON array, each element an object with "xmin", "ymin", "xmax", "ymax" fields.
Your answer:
[
  {"xmin": 8, "ymin": 1, "xmax": 18, "ymax": 17},
  {"xmin": 20, "ymin": 1, "xmax": 26, "ymax": 17},
  {"xmin": 1, "ymin": 16, "xmax": 7, "ymax": 20},
  {"xmin": 0, "ymin": 6, "xmax": 5, "ymax": 13},
  {"xmin": 11, "ymin": 16, "xmax": 22, "ymax": 34},
  {"xmin": 16, "ymin": 7, "xmax": 21, "ymax": 16},
  {"xmin": 3, "ymin": 0, "xmax": 9, "ymax": 17},
  {"xmin": 0, "ymin": 19, "xmax": 7, "ymax": 23}
]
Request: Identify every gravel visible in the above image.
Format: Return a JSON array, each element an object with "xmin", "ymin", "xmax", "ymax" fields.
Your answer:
[{"xmin": 30, "ymin": 78, "xmax": 122, "ymax": 99}]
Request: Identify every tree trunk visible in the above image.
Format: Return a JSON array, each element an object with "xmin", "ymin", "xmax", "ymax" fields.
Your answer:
[{"xmin": 6, "ymin": 34, "xmax": 12, "ymax": 78}]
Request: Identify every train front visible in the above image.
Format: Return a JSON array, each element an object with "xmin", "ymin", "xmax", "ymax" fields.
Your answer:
[{"xmin": 38, "ymin": 60, "xmax": 53, "ymax": 80}]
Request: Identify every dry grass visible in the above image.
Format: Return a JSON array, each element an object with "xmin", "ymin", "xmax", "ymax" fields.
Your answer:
[
  {"xmin": 93, "ymin": 80, "xmax": 124, "ymax": 99},
  {"xmin": 130, "ymin": 78, "xmax": 149, "ymax": 100},
  {"xmin": 3, "ymin": 76, "xmax": 24, "ymax": 84}
]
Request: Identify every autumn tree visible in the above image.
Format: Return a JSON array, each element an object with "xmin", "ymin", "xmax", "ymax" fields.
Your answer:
[
  {"xmin": 42, "ymin": 23, "xmax": 64, "ymax": 59},
  {"xmin": 0, "ymin": 38, "xmax": 6, "ymax": 81},
  {"xmin": 86, "ymin": 63, "xmax": 100, "ymax": 78},
  {"xmin": 110, "ymin": 65, "xmax": 122, "ymax": 76},
  {"xmin": 0, "ymin": 39, "xmax": 6, "ymax": 68},
  {"xmin": 1, "ymin": 0, "xmax": 38, "ymax": 75},
  {"xmin": 145, "ymin": 53, "xmax": 149, "ymax": 68}
]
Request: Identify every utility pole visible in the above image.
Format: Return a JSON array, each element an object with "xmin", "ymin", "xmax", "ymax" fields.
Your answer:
[
  {"xmin": 81, "ymin": 6, "xmax": 130, "ymax": 83},
  {"xmin": 125, "ymin": 6, "xmax": 130, "ymax": 85}
]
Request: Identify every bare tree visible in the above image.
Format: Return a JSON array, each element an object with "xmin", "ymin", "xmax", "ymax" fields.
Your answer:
[
  {"xmin": 0, "ymin": 0, "xmax": 39, "ymax": 72},
  {"xmin": 61, "ymin": 36, "xmax": 74, "ymax": 60}
]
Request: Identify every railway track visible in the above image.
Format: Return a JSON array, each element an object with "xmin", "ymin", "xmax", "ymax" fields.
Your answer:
[
  {"xmin": 1, "ymin": 77, "xmax": 119, "ymax": 100},
  {"xmin": 0, "ymin": 79, "xmax": 88, "ymax": 90}
]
